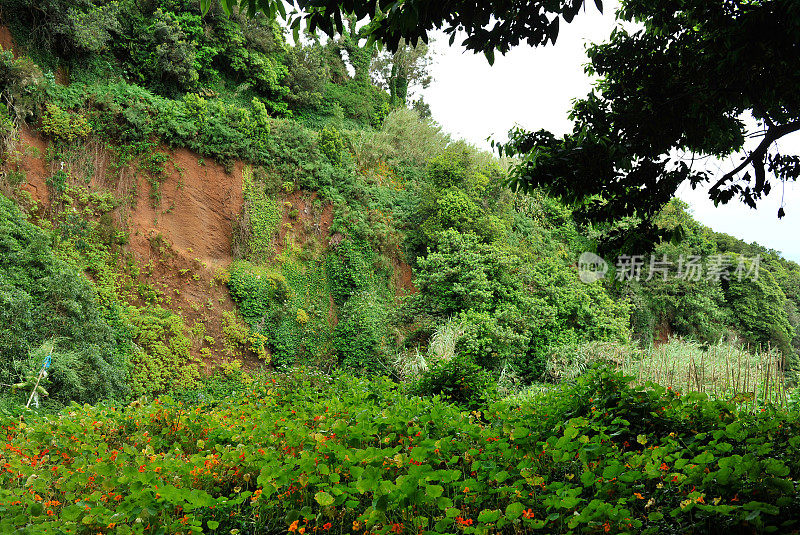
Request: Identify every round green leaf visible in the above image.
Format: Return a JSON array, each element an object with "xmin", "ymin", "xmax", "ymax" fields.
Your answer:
[
  {"xmin": 315, "ymin": 491, "xmax": 335, "ymax": 506},
  {"xmin": 426, "ymin": 484, "xmax": 444, "ymax": 498},
  {"xmin": 506, "ymin": 502, "xmax": 524, "ymax": 520}
]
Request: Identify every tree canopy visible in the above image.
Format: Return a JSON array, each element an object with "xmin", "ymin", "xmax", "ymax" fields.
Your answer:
[
  {"xmin": 220, "ymin": 0, "xmax": 800, "ymax": 236},
  {"xmin": 500, "ymin": 0, "xmax": 800, "ymax": 226},
  {"xmin": 205, "ymin": 0, "xmax": 604, "ymax": 60}
]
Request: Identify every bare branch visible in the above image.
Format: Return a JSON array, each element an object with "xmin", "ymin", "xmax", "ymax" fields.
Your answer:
[{"xmin": 710, "ymin": 120, "xmax": 800, "ymax": 193}]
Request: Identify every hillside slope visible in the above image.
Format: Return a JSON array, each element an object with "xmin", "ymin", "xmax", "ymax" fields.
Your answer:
[{"xmin": 0, "ymin": 0, "xmax": 798, "ymax": 410}]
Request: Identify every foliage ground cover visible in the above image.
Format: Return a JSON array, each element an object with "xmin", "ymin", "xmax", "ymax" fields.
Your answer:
[{"xmin": 2, "ymin": 369, "xmax": 800, "ymax": 534}]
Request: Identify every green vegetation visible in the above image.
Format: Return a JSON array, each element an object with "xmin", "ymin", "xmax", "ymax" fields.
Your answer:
[
  {"xmin": 621, "ymin": 200, "xmax": 800, "ymax": 369},
  {"xmin": 4, "ymin": 368, "xmax": 800, "ymax": 534},
  {"xmin": 545, "ymin": 338, "xmax": 791, "ymax": 408},
  {"xmin": 230, "ymin": 0, "xmax": 799, "ymax": 230},
  {"xmin": 1, "ymin": 0, "xmax": 798, "ymax": 401},
  {"xmin": 0, "ymin": 194, "xmax": 129, "ymax": 403},
  {"xmin": 1, "ymin": 1, "xmax": 800, "ymax": 532},
  {"xmin": 0, "ymin": 163, "xmax": 201, "ymax": 407}
]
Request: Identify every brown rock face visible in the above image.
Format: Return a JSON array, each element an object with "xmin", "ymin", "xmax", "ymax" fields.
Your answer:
[
  {"xmin": 128, "ymin": 148, "xmax": 243, "ymax": 268},
  {"xmin": 0, "ymin": 25, "xmax": 17, "ymax": 56},
  {"xmin": 17, "ymin": 127, "xmax": 49, "ymax": 203}
]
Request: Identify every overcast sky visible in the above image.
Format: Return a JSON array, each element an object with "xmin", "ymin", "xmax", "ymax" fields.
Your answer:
[{"xmin": 420, "ymin": 4, "xmax": 800, "ymax": 262}]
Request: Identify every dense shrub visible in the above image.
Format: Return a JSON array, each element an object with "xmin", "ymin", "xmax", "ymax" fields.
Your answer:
[
  {"xmin": 722, "ymin": 259, "xmax": 795, "ymax": 355},
  {"xmin": 0, "ymin": 48, "xmax": 45, "ymax": 124},
  {"xmin": 228, "ymin": 258, "xmax": 330, "ymax": 368},
  {"xmin": 124, "ymin": 305, "xmax": 199, "ymax": 396},
  {"xmin": 319, "ymin": 124, "xmax": 346, "ymax": 165},
  {"xmin": 409, "ymin": 352, "xmax": 498, "ymax": 409},
  {"xmin": 0, "ymin": 193, "xmax": 129, "ymax": 403},
  {"xmin": 412, "ymin": 230, "xmax": 630, "ymax": 380},
  {"xmin": 333, "ymin": 293, "xmax": 390, "ymax": 371},
  {"xmin": 40, "ymin": 102, "xmax": 92, "ymax": 142},
  {"xmin": 351, "ymin": 108, "xmax": 450, "ymax": 171},
  {"xmin": 326, "ymin": 239, "xmax": 394, "ymax": 371},
  {"xmin": 621, "ymin": 199, "xmax": 799, "ymax": 361},
  {"xmin": 282, "ymin": 41, "xmax": 330, "ymax": 111},
  {"xmin": 326, "ymin": 239, "xmax": 374, "ymax": 306},
  {"xmin": 131, "ymin": 9, "xmax": 200, "ymax": 95},
  {"xmin": 235, "ymin": 166, "xmax": 281, "ymax": 262}
]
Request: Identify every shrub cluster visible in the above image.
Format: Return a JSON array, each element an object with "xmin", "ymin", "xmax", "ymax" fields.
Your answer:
[{"xmin": 0, "ymin": 194, "xmax": 129, "ymax": 403}]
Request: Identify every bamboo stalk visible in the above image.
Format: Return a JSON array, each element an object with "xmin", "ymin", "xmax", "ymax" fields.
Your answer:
[{"xmin": 25, "ymin": 369, "xmax": 45, "ymax": 409}]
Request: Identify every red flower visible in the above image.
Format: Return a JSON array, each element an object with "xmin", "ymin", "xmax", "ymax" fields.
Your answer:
[
  {"xmin": 323, "ymin": 523, "xmax": 332, "ymax": 530},
  {"xmin": 660, "ymin": 463, "xmax": 669, "ymax": 471},
  {"xmin": 522, "ymin": 509, "xmax": 535, "ymax": 519}
]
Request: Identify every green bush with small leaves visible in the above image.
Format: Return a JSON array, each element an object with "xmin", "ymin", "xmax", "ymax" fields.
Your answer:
[
  {"xmin": 0, "ymin": 193, "xmax": 129, "ymax": 404},
  {"xmin": 409, "ymin": 353, "xmax": 498, "ymax": 410}
]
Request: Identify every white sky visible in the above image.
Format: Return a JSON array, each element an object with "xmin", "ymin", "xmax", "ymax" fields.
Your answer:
[{"xmin": 421, "ymin": 4, "xmax": 800, "ymax": 262}]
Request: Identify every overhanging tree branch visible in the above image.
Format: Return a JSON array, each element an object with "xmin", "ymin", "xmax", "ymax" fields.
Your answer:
[{"xmin": 710, "ymin": 120, "xmax": 800, "ymax": 194}]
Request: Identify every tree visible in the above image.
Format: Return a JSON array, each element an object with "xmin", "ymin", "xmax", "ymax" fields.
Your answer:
[
  {"xmin": 371, "ymin": 39, "xmax": 432, "ymax": 107},
  {"xmin": 500, "ymin": 0, "xmax": 800, "ymax": 229},
  {"xmin": 283, "ymin": 38, "xmax": 331, "ymax": 110},
  {"xmin": 217, "ymin": 0, "xmax": 800, "ymax": 234},
  {"xmin": 201, "ymin": 0, "xmax": 602, "ymax": 58},
  {"xmin": 332, "ymin": 15, "xmax": 374, "ymax": 85}
]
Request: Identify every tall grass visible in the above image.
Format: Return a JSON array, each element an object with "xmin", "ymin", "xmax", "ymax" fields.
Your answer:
[
  {"xmin": 546, "ymin": 338, "xmax": 794, "ymax": 408},
  {"xmin": 393, "ymin": 318, "xmax": 464, "ymax": 380},
  {"xmin": 622, "ymin": 339, "xmax": 791, "ymax": 407}
]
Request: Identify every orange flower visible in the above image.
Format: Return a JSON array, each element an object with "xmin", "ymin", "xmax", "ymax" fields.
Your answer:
[
  {"xmin": 522, "ymin": 509, "xmax": 535, "ymax": 519},
  {"xmin": 603, "ymin": 521, "xmax": 611, "ymax": 532},
  {"xmin": 289, "ymin": 520, "xmax": 300, "ymax": 532},
  {"xmin": 660, "ymin": 463, "xmax": 669, "ymax": 471},
  {"xmin": 323, "ymin": 523, "xmax": 332, "ymax": 530},
  {"xmin": 634, "ymin": 492, "xmax": 644, "ymax": 500},
  {"xmin": 463, "ymin": 487, "xmax": 470, "ymax": 493},
  {"xmin": 299, "ymin": 528, "xmax": 306, "ymax": 534}
]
